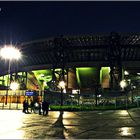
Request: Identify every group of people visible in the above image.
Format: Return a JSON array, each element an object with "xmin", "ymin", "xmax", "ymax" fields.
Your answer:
[{"xmin": 23, "ymin": 99, "xmax": 49, "ymax": 116}]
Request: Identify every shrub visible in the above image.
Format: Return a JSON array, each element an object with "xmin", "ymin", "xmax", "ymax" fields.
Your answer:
[{"xmin": 49, "ymin": 104, "xmax": 137, "ymax": 111}]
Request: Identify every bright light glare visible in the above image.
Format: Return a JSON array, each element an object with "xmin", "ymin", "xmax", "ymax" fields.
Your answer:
[
  {"xmin": 10, "ymin": 82, "xmax": 19, "ymax": 91},
  {"xmin": 119, "ymin": 127, "xmax": 134, "ymax": 136},
  {"xmin": 120, "ymin": 110, "xmax": 128, "ymax": 115},
  {"xmin": 59, "ymin": 81, "xmax": 65, "ymax": 89},
  {"xmin": 0, "ymin": 110, "xmax": 25, "ymax": 139},
  {"xmin": 34, "ymin": 102, "xmax": 39, "ymax": 107},
  {"xmin": 43, "ymin": 81, "xmax": 47, "ymax": 86},
  {"xmin": 63, "ymin": 88, "xmax": 66, "ymax": 93},
  {"xmin": 120, "ymin": 80, "xmax": 127, "ymax": 89},
  {"xmin": 124, "ymin": 71, "xmax": 129, "ymax": 75},
  {"xmin": 40, "ymin": 74, "xmax": 44, "ymax": 77},
  {"xmin": 0, "ymin": 45, "xmax": 21, "ymax": 60},
  {"xmin": 98, "ymin": 94, "xmax": 101, "ymax": 97}
]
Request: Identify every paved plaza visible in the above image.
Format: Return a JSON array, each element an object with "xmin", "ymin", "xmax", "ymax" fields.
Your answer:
[{"xmin": 0, "ymin": 108, "xmax": 140, "ymax": 139}]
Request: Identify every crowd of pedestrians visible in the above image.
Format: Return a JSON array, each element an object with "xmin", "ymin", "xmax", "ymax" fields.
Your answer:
[{"xmin": 23, "ymin": 98, "xmax": 49, "ymax": 116}]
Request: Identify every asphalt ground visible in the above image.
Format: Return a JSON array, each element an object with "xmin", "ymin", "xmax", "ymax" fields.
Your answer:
[{"xmin": 0, "ymin": 108, "xmax": 140, "ymax": 139}]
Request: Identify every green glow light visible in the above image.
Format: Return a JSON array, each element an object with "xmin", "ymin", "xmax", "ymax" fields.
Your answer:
[
  {"xmin": 33, "ymin": 70, "xmax": 52, "ymax": 89},
  {"xmin": 100, "ymin": 68, "xmax": 103, "ymax": 84},
  {"xmin": 76, "ymin": 68, "xmax": 81, "ymax": 87},
  {"xmin": 76, "ymin": 67, "xmax": 98, "ymax": 88},
  {"xmin": 0, "ymin": 74, "xmax": 9, "ymax": 86}
]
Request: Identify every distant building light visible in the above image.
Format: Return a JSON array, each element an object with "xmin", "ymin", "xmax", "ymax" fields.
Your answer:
[
  {"xmin": 43, "ymin": 81, "xmax": 47, "ymax": 86},
  {"xmin": 40, "ymin": 74, "xmax": 44, "ymax": 77},
  {"xmin": 124, "ymin": 71, "xmax": 129, "ymax": 75},
  {"xmin": 69, "ymin": 95, "xmax": 74, "ymax": 98},
  {"xmin": 63, "ymin": 88, "xmax": 66, "ymax": 93},
  {"xmin": 127, "ymin": 79, "xmax": 131, "ymax": 82},
  {"xmin": 59, "ymin": 81, "xmax": 65, "ymax": 89},
  {"xmin": 97, "ymin": 94, "xmax": 101, "ymax": 97},
  {"xmin": 34, "ymin": 102, "xmax": 39, "ymax": 107},
  {"xmin": 120, "ymin": 80, "xmax": 127, "ymax": 89},
  {"xmin": 72, "ymin": 89, "xmax": 80, "ymax": 94}
]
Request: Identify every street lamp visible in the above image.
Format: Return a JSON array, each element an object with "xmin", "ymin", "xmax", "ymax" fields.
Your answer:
[
  {"xmin": 0, "ymin": 45, "xmax": 21, "ymax": 60},
  {"xmin": 120, "ymin": 80, "xmax": 128, "ymax": 109},
  {"xmin": 59, "ymin": 80, "xmax": 65, "ymax": 106},
  {"xmin": 10, "ymin": 81, "xmax": 19, "ymax": 91},
  {"xmin": 10, "ymin": 81, "xmax": 19, "ymax": 109},
  {"xmin": 124, "ymin": 71, "xmax": 129, "ymax": 76},
  {"xmin": 59, "ymin": 81, "xmax": 65, "ymax": 89},
  {"xmin": 0, "ymin": 45, "xmax": 21, "ymax": 105},
  {"xmin": 120, "ymin": 80, "xmax": 127, "ymax": 90}
]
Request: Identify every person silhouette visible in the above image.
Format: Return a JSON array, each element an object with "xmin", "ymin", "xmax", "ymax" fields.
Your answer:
[
  {"xmin": 30, "ymin": 99, "xmax": 35, "ymax": 113},
  {"xmin": 42, "ymin": 100, "xmax": 49, "ymax": 116},
  {"xmin": 23, "ymin": 99, "xmax": 29, "ymax": 113}
]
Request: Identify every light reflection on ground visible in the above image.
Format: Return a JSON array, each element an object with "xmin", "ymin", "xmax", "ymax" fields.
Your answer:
[
  {"xmin": 63, "ymin": 112, "xmax": 75, "ymax": 118},
  {"xmin": 119, "ymin": 127, "xmax": 135, "ymax": 136},
  {"xmin": 63, "ymin": 112, "xmax": 76, "ymax": 126},
  {"xmin": 0, "ymin": 130, "xmax": 25, "ymax": 139},
  {"xmin": 0, "ymin": 109, "xmax": 139, "ymax": 139},
  {"xmin": 0, "ymin": 110, "xmax": 25, "ymax": 139},
  {"xmin": 49, "ymin": 111, "xmax": 60, "ymax": 118},
  {"xmin": 119, "ymin": 110, "xmax": 128, "ymax": 116}
]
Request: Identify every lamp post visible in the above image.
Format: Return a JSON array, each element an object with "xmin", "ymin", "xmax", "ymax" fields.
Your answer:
[
  {"xmin": 120, "ymin": 80, "xmax": 127, "ymax": 109},
  {"xmin": 10, "ymin": 81, "xmax": 19, "ymax": 108},
  {"xmin": 0, "ymin": 45, "xmax": 21, "ymax": 105},
  {"xmin": 59, "ymin": 80, "xmax": 65, "ymax": 106}
]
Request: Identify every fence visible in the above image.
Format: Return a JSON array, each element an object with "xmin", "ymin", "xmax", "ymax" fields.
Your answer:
[{"xmin": 0, "ymin": 89, "xmax": 139, "ymax": 110}]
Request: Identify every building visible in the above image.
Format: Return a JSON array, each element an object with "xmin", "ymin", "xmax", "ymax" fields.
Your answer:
[{"xmin": 0, "ymin": 32, "xmax": 140, "ymax": 105}]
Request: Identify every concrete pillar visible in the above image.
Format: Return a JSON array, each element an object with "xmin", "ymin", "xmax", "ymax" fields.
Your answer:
[
  {"xmin": 100, "ymin": 67, "xmax": 110, "ymax": 88},
  {"xmin": 67, "ymin": 68, "xmax": 78, "ymax": 89}
]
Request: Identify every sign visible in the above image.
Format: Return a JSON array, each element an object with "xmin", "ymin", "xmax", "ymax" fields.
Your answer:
[{"xmin": 25, "ymin": 91, "xmax": 34, "ymax": 96}]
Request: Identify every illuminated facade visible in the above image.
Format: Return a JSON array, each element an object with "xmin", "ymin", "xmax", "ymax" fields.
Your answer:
[{"xmin": 0, "ymin": 32, "xmax": 140, "ymax": 105}]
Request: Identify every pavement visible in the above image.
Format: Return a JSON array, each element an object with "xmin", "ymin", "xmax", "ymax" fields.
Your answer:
[{"xmin": 0, "ymin": 108, "xmax": 140, "ymax": 139}]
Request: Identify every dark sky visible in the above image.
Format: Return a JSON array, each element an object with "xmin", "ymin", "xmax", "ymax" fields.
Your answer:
[{"xmin": 0, "ymin": 1, "xmax": 140, "ymax": 44}]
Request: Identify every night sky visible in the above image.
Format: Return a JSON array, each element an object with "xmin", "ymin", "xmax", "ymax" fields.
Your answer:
[{"xmin": 0, "ymin": 1, "xmax": 140, "ymax": 44}]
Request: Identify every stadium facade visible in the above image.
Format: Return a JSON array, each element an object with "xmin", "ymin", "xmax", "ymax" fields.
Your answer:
[{"xmin": 0, "ymin": 32, "xmax": 140, "ymax": 105}]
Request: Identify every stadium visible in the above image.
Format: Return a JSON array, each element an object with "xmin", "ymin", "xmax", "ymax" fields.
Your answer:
[{"xmin": 0, "ymin": 32, "xmax": 140, "ymax": 108}]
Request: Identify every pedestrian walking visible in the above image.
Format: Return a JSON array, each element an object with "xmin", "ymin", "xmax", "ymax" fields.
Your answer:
[
  {"xmin": 23, "ymin": 99, "xmax": 29, "ymax": 113},
  {"xmin": 30, "ymin": 99, "xmax": 35, "ymax": 113},
  {"xmin": 38, "ymin": 101, "xmax": 42, "ymax": 115},
  {"xmin": 42, "ymin": 100, "xmax": 49, "ymax": 116}
]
